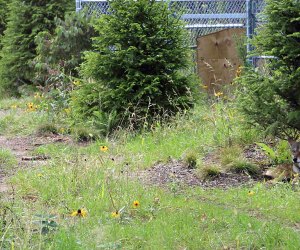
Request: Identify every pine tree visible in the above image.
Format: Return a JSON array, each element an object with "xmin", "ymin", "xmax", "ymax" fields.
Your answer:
[
  {"xmin": 73, "ymin": 0, "xmax": 197, "ymax": 132},
  {"xmin": 238, "ymin": 0, "xmax": 300, "ymax": 139},
  {"xmin": 0, "ymin": 0, "xmax": 74, "ymax": 95}
]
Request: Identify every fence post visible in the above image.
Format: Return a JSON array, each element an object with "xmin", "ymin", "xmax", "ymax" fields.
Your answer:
[
  {"xmin": 76, "ymin": 0, "xmax": 82, "ymax": 12},
  {"xmin": 246, "ymin": 0, "xmax": 254, "ymax": 65}
]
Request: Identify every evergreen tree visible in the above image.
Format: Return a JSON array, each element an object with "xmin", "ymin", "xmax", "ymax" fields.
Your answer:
[
  {"xmin": 0, "ymin": 0, "xmax": 8, "ymax": 38},
  {"xmin": 238, "ymin": 0, "xmax": 300, "ymax": 139},
  {"xmin": 0, "ymin": 0, "xmax": 74, "ymax": 94},
  {"xmin": 73, "ymin": 0, "xmax": 197, "ymax": 132}
]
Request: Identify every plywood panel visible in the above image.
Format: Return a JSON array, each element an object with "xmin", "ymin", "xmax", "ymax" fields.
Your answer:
[{"xmin": 196, "ymin": 28, "xmax": 245, "ymax": 90}]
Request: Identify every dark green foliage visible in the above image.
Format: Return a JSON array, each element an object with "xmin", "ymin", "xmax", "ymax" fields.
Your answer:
[
  {"xmin": 0, "ymin": 0, "xmax": 74, "ymax": 95},
  {"xmin": 34, "ymin": 10, "xmax": 96, "ymax": 85},
  {"xmin": 73, "ymin": 0, "xmax": 198, "ymax": 133},
  {"xmin": 238, "ymin": 0, "xmax": 300, "ymax": 139},
  {"xmin": 0, "ymin": 0, "xmax": 8, "ymax": 39}
]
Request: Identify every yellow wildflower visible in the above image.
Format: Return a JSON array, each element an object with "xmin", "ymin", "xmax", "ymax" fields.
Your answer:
[
  {"xmin": 100, "ymin": 146, "xmax": 108, "ymax": 152},
  {"xmin": 27, "ymin": 102, "xmax": 36, "ymax": 111},
  {"xmin": 11, "ymin": 105, "xmax": 17, "ymax": 109},
  {"xmin": 248, "ymin": 191, "xmax": 255, "ymax": 196},
  {"xmin": 64, "ymin": 108, "xmax": 71, "ymax": 114},
  {"xmin": 236, "ymin": 65, "xmax": 242, "ymax": 77},
  {"xmin": 71, "ymin": 209, "xmax": 87, "ymax": 218},
  {"xmin": 73, "ymin": 80, "xmax": 81, "ymax": 86},
  {"xmin": 133, "ymin": 200, "xmax": 140, "ymax": 208},
  {"xmin": 34, "ymin": 93, "xmax": 41, "ymax": 99},
  {"xmin": 214, "ymin": 91, "xmax": 223, "ymax": 97},
  {"xmin": 111, "ymin": 210, "xmax": 120, "ymax": 218}
]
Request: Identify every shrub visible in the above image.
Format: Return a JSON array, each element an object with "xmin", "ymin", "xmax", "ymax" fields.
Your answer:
[
  {"xmin": 73, "ymin": 0, "xmax": 198, "ymax": 133},
  {"xmin": 237, "ymin": 0, "xmax": 300, "ymax": 139},
  {"xmin": 34, "ymin": 10, "xmax": 96, "ymax": 86}
]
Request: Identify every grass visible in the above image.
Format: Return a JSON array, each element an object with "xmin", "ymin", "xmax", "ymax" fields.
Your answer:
[
  {"xmin": 1, "ymin": 96, "xmax": 300, "ymax": 249},
  {"xmin": 0, "ymin": 148, "xmax": 17, "ymax": 172}
]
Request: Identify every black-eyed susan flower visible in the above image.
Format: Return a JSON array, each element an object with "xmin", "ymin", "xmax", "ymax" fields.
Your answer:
[
  {"xmin": 27, "ymin": 102, "xmax": 36, "ymax": 112},
  {"xmin": 248, "ymin": 191, "xmax": 255, "ymax": 196},
  {"xmin": 111, "ymin": 210, "xmax": 120, "ymax": 218},
  {"xmin": 133, "ymin": 200, "xmax": 140, "ymax": 208},
  {"xmin": 71, "ymin": 209, "xmax": 87, "ymax": 218},
  {"xmin": 100, "ymin": 146, "xmax": 108, "ymax": 152}
]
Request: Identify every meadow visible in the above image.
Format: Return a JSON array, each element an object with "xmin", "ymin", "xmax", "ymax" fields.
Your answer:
[{"xmin": 1, "ymin": 94, "xmax": 300, "ymax": 250}]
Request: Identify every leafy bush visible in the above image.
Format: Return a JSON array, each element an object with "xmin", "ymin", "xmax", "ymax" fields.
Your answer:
[
  {"xmin": 34, "ymin": 10, "xmax": 96, "ymax": 86},
  {"xmin": 73, "ymin": 0, "xmax": 198, "ymax": 134},
  {"xmin": 237, "ymin": 0, "xmax": 300, "ymax": 139},
  {"xmin": 256, "ymin": 140, "xmax": 291, "ymax": 165}
]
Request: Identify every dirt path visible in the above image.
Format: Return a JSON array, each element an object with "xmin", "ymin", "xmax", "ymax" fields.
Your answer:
[{"xmin": 0, "ymin": 134, "xmax": 71, "ymax": 193}]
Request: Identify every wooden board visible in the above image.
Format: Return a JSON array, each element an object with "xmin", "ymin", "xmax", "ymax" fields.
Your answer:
[{"xmin": 196, "ymin": 28, "xmax": 245, "ymax": 90}]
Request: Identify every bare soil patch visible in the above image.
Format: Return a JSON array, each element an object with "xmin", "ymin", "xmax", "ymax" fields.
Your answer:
[
  {"xmin": 0, "ymin": 134, "xmax": 72, "ymax": 192},
  {"xmin": 138, "ymin": 145, "xmax": 269, "ymax": 189}
]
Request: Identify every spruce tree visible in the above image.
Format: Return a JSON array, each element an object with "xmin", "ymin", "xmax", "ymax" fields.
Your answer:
[
  {"xmin": 0, "ymin": 0, "xmax": 8, "ymax": 38},
  {"xmin": 238, "ymin": 0, "xmax": 300, "ymax": 139},
  {"xmin": 0, "ymin": 0, "xmax": 74, "ymax": 94},
  {"xmin": 74, "ymin": 0, "xmax": 197, "ymax": 132}
]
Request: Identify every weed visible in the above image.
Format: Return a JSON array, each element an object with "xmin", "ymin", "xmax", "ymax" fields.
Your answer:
[
  {"xmin": 0, "ymin": 149, "xmax": 17, "ymax": 171},
  {"xmin": 220, "ymin": 145, "xmax": 243, "ymax": 166},
  {"xmin": 71, "ymin": 125, "xmax": 99, "ymax": 142},
  {"xmin": 183, "ymin": 151, "xmax": 198, "ymax": 169},
  {"xmin": 36, "ymin": 122, "xmax": 58, "ymax": 135},
  {"xmin": 256, "ymin": 140, "xmax": 291, "ymax": 165},
  {"xmin": 197, "ymin": 165, "xmax": 221, "ymax": 180},
  {"xmin": 226, "ymin": 160, "xmax": 260, "ymax": 176}
]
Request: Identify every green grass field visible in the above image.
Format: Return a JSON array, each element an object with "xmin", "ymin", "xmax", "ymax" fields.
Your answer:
[{"xmin": 1, "ymin": 96, "xmax": 300, "ymax": 250}]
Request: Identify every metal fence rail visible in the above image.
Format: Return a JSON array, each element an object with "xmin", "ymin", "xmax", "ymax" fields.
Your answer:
[{"xmin": 75, "ymin": 0, "xmax": 265, "ymax": 62}]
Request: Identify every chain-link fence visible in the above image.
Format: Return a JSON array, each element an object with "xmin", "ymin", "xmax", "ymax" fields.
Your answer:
[{"xmin": 75, "ymin": 0, "xmax": 265, "ymax": 64}]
